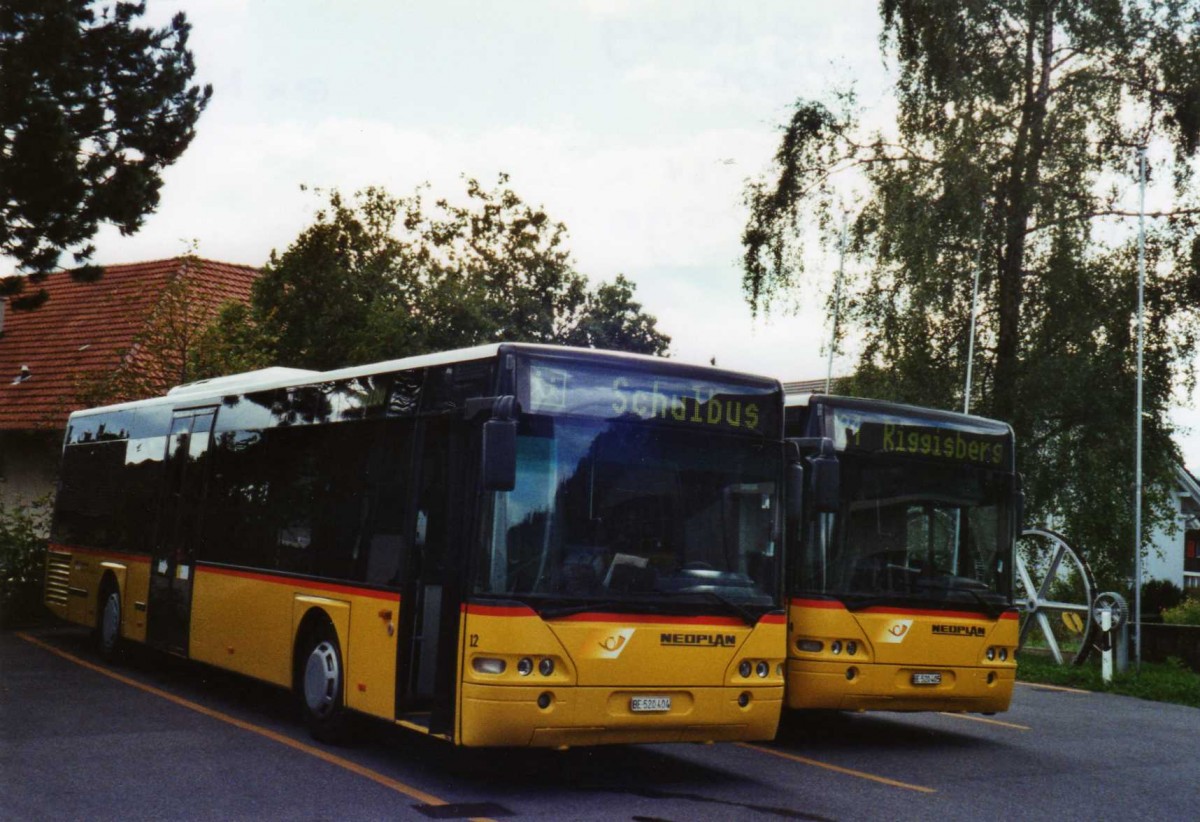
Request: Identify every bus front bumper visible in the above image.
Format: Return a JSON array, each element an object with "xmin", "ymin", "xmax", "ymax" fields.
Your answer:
[
  {"xmin": 785, "ymin": 658, "xmax": 1015, "ymax": 713},
  {"xmin": 458, "ymin": 682, "xmax": 783, "ymax": 747}
]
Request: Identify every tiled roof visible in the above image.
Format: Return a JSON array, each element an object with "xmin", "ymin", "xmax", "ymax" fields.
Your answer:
[{"xmin": 0, "ymin": 258, "xmax": 259, "ymax": 431}]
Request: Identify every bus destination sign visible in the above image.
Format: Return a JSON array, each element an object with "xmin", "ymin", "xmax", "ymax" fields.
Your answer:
[
  {"xmin": 524, "ymin": 360, "xmax": 778, "ymax": 436},
  {"xmin": 831, "ymin": 409, "xmax": 1008, "ymax": 467}
]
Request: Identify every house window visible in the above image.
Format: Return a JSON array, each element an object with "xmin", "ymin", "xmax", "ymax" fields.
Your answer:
[{"xmin": 1186, "ymin": 530, "xmax": 1200, "ymax": 573}]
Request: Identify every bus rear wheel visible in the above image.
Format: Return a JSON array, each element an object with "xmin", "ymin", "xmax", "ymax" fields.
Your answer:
[
  {"xmin": 300, "ymin": 625, "xmax": 350, "ymax": 743},
  {"xmin": 95, "ymin": 586, "xmax": 122, "ymax": 663}
]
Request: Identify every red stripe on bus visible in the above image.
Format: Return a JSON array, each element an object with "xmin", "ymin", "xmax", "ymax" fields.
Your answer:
[
  {"xmin": 553, "ymin": 612, "xmax": 744, "ymax": 626},
  {"xmin": 790, "ymin": 599, "xmax": 1020, "ymax": 622},
  {"xmin": 462, "ymin": 603, "xmax": 538, "ymax": 618},
  {"xmin": 462, "ymin": 603, "xmax": 773, "ymax": 628},
  {"xmin": 857, "ymin": 606, "xmax": 996, "ymax": 620},
  {"xmin": 197, "ymin": 565, "xmax": 400, "ymax": 602},
  {"xmin": 790, "ymin": 598, "xmax": 846, "ymax": 610},
  {"xmin": 48, "ymin": 543, "xmax": 150, "ymax": 565},
  {"xmin": 857, "ymin": 605, "xmax": 1021, "ymax": 621}
]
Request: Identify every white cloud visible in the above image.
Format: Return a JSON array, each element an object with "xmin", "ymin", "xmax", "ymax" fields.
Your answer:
[{"xmin": 580, "ymin": 0, "xmax": 640, "ymax": 19}]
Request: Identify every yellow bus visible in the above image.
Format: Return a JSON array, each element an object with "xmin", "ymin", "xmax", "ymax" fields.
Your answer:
[
  {"xmin": 784, "ymin": 394, "xmax": 1019, "ymax": 713},
  {"xmin": 43, "ymin": 344, "xmax": 788, "ymax": 746}
]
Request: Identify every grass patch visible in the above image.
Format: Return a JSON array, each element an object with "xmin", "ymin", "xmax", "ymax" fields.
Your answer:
[{"xmin": 1017, "ymin": 652, "xmax": 1200, "ymax": 709}]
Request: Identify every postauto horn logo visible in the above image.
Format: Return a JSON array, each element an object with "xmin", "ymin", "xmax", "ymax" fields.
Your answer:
[
  {"xmin": 584, "ymin": 628, "xmax": 636, "ymax": 659},
  {"xmin": 878, "ymin": 619, "xmax": 913, "ymax": 644}
]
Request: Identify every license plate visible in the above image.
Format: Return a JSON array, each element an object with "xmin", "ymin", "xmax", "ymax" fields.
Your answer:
[
  {"xmin": 912, "ymin": 672, "xmax": 942, "ymax": 686},
  {"xmin": 630, "ymin": 696, "xmax": 671, "ymax": 713}
]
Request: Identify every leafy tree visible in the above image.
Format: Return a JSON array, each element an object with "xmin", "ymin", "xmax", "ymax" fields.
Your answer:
[
  {"xmin": 0, "ymin": 0, "xmax": 211, "ymax": 307},
  {"xmin": 0, "ymin": 494, "xmax": 50, "ymax": 628},
  {"xmin": 742, "ymin": 1, "xmax": 1200, "ymax": 588},
  {"xmin": 560, "ymin": 274, "xmax": 669, "ymax": 353},
  {"xmin": 197, "ymin": 176, "xmax": 669, "ymax": 375},
  {"xmin": 76, "ymin": 253, "xmax": 218, "ymax": 407}
]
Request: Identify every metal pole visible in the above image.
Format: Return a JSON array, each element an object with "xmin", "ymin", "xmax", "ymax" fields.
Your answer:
[
  {"xmin": 826, "ymin": 213, "xmax": 848, "ymax": 394},
  {"xmin": 964, "ymin": 231, "xmax": 983, "ymax": 415},
  {"xmin": 1101, "ymin": 606, "xmax": 1113, "ymax": 683},
  {"xmin": 1134, "ymin": 146, "xmax": 1147, "ymax": 670}
]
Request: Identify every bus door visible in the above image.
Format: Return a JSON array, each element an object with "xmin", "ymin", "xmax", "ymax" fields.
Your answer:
[
  {"xmin": 398, "ymin": 416, "xmax": 473, "ymax": 735},
  {"xmin": 147, "ymin": 408, "xmax": 216, "ymax": 655}
]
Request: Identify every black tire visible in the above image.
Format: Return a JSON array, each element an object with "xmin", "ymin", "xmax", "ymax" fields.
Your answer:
[
  {"xmin": 298, "ymin": 622, "xmax": 351, "ymax": 743},
  {"xmin": 95, "ymin": 585, "xmax": 123, "ymax": 663}
]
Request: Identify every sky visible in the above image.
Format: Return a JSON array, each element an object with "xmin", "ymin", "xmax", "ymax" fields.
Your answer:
[{"xmin": 11, "ymin": 0, "xmax": 1200, "ymax": 468}]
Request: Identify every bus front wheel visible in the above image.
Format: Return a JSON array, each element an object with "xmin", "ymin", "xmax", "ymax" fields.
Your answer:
[
  {"xmin": 95, "ymin": 585, "xmax": 122, "ymax": 663},
  {"xmin": 300, "ymin": 624, "xmax": 349, "ymax": 743}
]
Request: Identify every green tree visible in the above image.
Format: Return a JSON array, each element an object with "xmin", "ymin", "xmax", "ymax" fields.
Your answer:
[
  {"xmin": 0, "ymin": 494, "xmax": 50, "ymax": 628},
  {"xmin": 78, "ymin": 252, "xmax": 224, "ymax": 407},
  {"xmin": 0, "ymin": 0, "xmax": 211, "ymax": 307},
  {"xmin": 197, "ymin": 176, "xmax": 669, "ymax": 375},
  {"xmin": 561, "ymin": 274, "xmax": 669, "ymax": 353},
  {"xmin": 742, "ymin": 0, "xmax": 1200, "ymax": 588}
]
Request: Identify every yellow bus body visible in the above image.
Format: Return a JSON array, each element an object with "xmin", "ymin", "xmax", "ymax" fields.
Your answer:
[
  {"xmin": 46, "ymin": 546, "xmax": 152, "ymax": 644},
  {"xmin": 45, "ymin": 544, "xmax": 784, "ymax": 746},
  {"xmin": 459, "ymin": 604, "xmax": 784, "ymax": 746},
  {"xmin": 46, "ymin": 545, "xmax": 404, "ymax": 720},
  {"xmin": 786, "ymin": 598, "xmax": 1017, "ymax": 713}
]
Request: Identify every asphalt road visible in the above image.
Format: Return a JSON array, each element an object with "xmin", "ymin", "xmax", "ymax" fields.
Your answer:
[{"xmin": 3, "ymin": 624, "xmax": 1198, "ymax": 821}]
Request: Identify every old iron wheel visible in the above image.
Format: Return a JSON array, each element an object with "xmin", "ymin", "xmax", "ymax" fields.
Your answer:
[{"xmin": 1015, "ymin": 528, "xmax": 1097, "ymax": 665}]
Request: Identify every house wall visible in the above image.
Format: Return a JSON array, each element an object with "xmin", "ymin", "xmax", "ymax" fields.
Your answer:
[
  {"xmin": 1144, "ymin": 474, "xmax": 1200, "ymax": 593},
  {"xmin": 0, "ymin": 430, "xmax": 61, "ymax": 512},
  {"xmin": 1145, "ymin": 486, "xmax": 1187, "ymax": 587}
]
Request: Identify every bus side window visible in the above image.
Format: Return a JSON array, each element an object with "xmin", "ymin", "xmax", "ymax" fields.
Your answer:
[
  {"xmin": 203, "ymin": 429, "xmax": 277, "ymax": 569},
  {"xmin": 362, "ymin": 419, "xmax": 415, "ymax": 586},
  {"xmin": 53, "ymin": 441, "xmax": 126, "ymax": 550}
]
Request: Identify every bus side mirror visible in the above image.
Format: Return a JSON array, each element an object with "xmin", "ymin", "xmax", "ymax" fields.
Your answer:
[
  {"xmin": 787, "ymin": 462, "xmax": 805, "ymax": 519},
  {"xmin": 810, "ymin": 444, "xmax": 840, "ymax": 513},
  {"xmin": 482, "ymin": 418, "xmax": 517, "ymax": 491}
]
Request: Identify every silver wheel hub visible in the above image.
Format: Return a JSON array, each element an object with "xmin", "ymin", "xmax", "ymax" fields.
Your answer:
[
  {"xmin": 101, "ymin": 593, "xmax": 120, "ymax": 651},
  {"xmin": 304, "ymin": 640, "xmax": 340, "ymax": 717}
]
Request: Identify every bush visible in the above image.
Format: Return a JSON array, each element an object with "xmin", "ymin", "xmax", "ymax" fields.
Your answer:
[
  {"xmin": 1161, "ymin": 597, "xmax": 1200, "ymax": 626},
  {"xmin": 0, "ymin": 497, "xmax": 50, "ymax": 628},
  {"xmin": 1142, "ymin": 578, "xmax": 1185, "ymax": 616}
]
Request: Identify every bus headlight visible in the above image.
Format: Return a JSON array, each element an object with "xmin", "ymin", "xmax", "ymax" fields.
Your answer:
[
  {"xmin": 755, "ymin": 661, "xmax": 770, "ymax": 678},
  {"xmin": 999, "ymin": 648, "xmax": 1008, "ymax": 661},
  {"xmin": 846, "ymin": 641, "xmax": 857, "ymax": 656},
  {"xmin": 517, "ymin": 657, "xmax": 534, "ymax": 676},
  {"xmin": 539, "ymin": 658, "xmax": 555, "ymax": 676},
  {"xmin": 986, "ymin": 647, "xmax": 996, "ymax": 661},
  {"xmin": 796, "ymin": 639, "xmax": 823, "ymax": 653},
  {"xmin": 831, "ymin": 640, "xmax": 843, "ymax": 655},
  {"xmin": 739, "ymin": 660, "xmax": 752, "ymax": 678},
  {"xmin": 472, "ymin": 657, "xmax": 506, "ymax": 675}
]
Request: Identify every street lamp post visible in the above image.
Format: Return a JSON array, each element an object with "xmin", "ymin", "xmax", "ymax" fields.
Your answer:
[
  {"xmin": 1134, "ymin": 146, "xmax": 1147, "ymax": 670},
  {"xmin": 826, "ymin": 212, "xmax": 848, "ymax": 394}
]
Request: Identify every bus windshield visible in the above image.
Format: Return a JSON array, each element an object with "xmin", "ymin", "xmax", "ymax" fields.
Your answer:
[
  {"xmin": 799, "ymin": 456, "xmax": 1012, "ymax": 610},
  {"xmin": 477, "ymin": 416, "xmax": 781, "ymax": 617}
]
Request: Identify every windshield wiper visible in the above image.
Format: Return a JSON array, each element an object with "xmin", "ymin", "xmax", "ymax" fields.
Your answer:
[
  {"xmin": 843, "ymin": 596, "xmax": 900, "ymax": 612},
  {"xmin": 684, "ymin": 590, "xmax": 760, "ymax": 625},
  {"xmin": 916, "ymin": 575, "xmax": 1006, "ymax": 619},
  {"xmin": 536, "ymin": 599, "xmax": 667, "ymax": 620},
  {"xmin": 960, "ymin": 586, "xmax": 1007, "ymax": 620}
]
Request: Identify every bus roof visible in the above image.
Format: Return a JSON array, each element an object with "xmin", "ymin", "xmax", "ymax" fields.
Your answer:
[
  {"xmin": 786, "ymin": 392, "xmax": 1012, "ymax": 435},
  {"xmin": 68, "ymin": 343, "xmax": 782, "ymax": 419}
]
